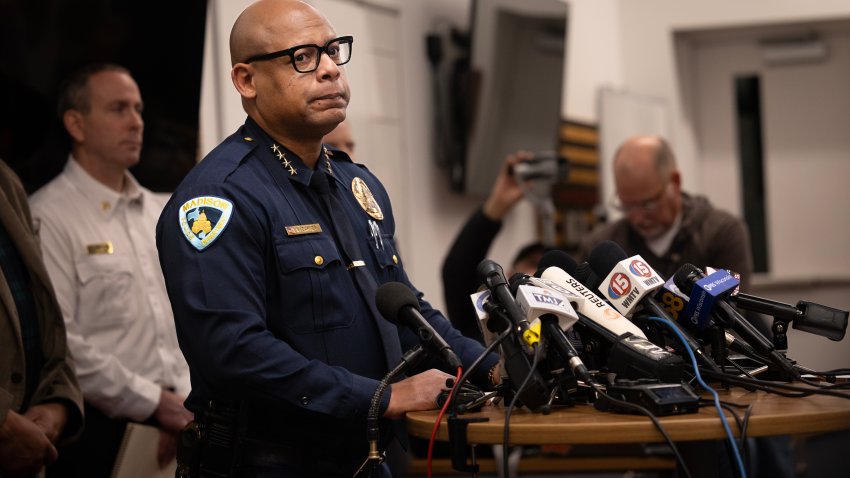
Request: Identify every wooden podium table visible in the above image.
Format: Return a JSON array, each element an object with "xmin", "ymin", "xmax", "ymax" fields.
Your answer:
[{"xmin": 406, "ymin": 387, "xmax": 850, "ymax": 445}]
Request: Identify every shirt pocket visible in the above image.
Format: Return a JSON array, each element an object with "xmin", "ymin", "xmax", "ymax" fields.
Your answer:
[
  {"xmin": 364, "ymin": 233, "xmax": 401, "ymax": 281},
  {"xmin": 275, "ymin": 235, "xmax": 357, "ymax": 333},
  {"xmin": 74, "ymin": 253, "xmax": 136, "ymax": 330}
]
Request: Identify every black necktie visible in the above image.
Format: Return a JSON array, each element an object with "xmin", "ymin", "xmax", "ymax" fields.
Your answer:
[{"xmin": 309, "ymin": 170, "xmax": 403, "ymax": 371}]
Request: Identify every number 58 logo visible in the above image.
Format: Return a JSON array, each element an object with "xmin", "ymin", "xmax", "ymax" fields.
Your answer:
[{"xmin": 660, "ymin": 291, "xmax": 684, "ymax": 320}]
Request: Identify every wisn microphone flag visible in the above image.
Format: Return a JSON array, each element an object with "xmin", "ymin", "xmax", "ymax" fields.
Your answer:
[{"xmin": 683, "ymin": 269, "xmax": 740, "ymax": 330}]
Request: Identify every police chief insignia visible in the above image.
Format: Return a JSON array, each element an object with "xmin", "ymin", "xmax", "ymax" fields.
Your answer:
[
  {"xmin": 351, "ymin": 177, "xmax": 383, "ymax": 220},
  {"xmin": 178, "ymin": 196, "xmax": 234, "ymax": 251}
]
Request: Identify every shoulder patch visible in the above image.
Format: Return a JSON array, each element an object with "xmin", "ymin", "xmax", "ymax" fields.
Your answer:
[{"xmin": 178, "ymin": 196, "xmax": 234, "ymax": 251}]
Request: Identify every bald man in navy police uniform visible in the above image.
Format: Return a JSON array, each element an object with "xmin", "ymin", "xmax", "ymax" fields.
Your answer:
[{"xmin": 156, "ymin": 1, "xmax": 497, "ymax": 476}]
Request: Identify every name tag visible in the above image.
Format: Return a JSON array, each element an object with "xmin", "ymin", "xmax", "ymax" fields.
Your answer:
[
  {"xmin": 87, "ymin": 242, "xmax": 114, "ymax": 254},
  {"xmin": 285, "ymin": 224, "xmax": 322, "ymax": 236}
]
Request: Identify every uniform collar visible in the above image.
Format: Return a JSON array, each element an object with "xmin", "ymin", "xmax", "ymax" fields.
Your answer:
[
  {"xmin": 243, "ymin": 117, "xmax": 348, "ymax": 192},
  {"xmin": 65, "ymin": 155, "xmax": 144, "ymax": 218}
]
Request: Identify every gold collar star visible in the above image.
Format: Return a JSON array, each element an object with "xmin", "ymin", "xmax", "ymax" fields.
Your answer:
[{"xmin": 271, "ymin": 143, "xmax": 297, "ymax": 175}]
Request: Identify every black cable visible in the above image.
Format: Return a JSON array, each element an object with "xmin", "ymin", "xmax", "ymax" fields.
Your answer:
[
  {"xmin": 700, "ymin": 399, "xmax": 755, "ymax": 438},
  {"xmin": 447, "ymin": 326, "xmax": 512, "ymax": 416},
  {"xmin": 732, "ymin": 402, "xmax": 755, "ymax": 472},
  {"xmin": 709, "ymin": 376, "xmax": 813, "ymax": 398},
  {"xmin": 721, "ymin": 357, "xmax": 760, "ymax": 380},
  {"xmin": 798, "ymin": 375, "xmax": 850, "ymax": 390},
  {"xmin": 820, "ymin": 368, "xmax": 850, "ymax": 375},
  {"xmin": 692, "ymin": 398, "xmax": 750, "ymax": 475},
  {"xmin": 502, "ymin": 343, "xmax": 543, "ymax": 478},
  {"xmin": 792, "ymin": 362, "xmax": 850, "ymax": 389},
  {"xmin": 794, "ymin": 367, "xmax": 850, "ymax": 387},
  {"xmin": 740, "ymin": 403, "xmax": 754, "ymax": 448},
  {"xmin": 708, "ymin": 400, "xmax": 744, "ymax": 431},
  {"xmin": 701, "ymin": 369, "xmax": 850, "ymax": 400},
  {"xmin": 799, "ymin": 375, "xmax": 834, "ymax": 388},
  {"xmin": 593, "ymin": 385, "xmax": 694, "ymax": 478},
  {"xmin": 364, "ymin": 345, "xmax": 427, "ymax": 476},
  {"xmin": 729, "ymin": 402, "xmax": 753, "ymax": 473}
]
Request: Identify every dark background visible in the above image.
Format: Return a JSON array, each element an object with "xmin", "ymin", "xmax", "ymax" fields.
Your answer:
[{"xmin": 0, "ymin": 0, "xmax": 208, "ymax": 193}]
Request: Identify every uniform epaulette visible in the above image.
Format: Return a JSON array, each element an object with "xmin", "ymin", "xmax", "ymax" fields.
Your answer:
[
  {"xmin": 192, "ymin": 133, "xmax": 259, "ymax": 184},
  {"xmin": 323, "ymin": 145, "xmax": 353, "ymax": 164}
]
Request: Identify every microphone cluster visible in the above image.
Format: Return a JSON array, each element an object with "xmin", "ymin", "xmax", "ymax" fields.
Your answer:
[
  {"xmin": 370, "ymin": 243, "xmax": 848, "ymax": 477},
  {"xmin": 369, "ymin": 245, "xmax": 847, "ymax": 416},
  {"xmin": 383, "ymin": 240, "xmax": 848, "ymax": 477},
  {"xmin": 468, "ymin": 239, "xmax": 849, "ymax": 411}
]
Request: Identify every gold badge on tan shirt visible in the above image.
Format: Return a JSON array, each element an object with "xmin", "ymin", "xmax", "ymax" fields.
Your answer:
[
  {"xmin": 351, "ymin": 177, "xmax": 383, "ymax": 221},
  {"xmin": 87, "ymin": 242, "xmax": 114, "ymax": 254}
]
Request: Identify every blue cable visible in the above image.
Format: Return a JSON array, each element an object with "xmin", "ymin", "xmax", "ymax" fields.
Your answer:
[{"xmin": 647, "ymin": 316, "xmax": 748, "ymax": 478}]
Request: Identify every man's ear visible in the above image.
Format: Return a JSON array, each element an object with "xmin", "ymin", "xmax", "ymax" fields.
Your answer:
[
  {"xmin": 670, "ymin": 169, "xmax": 682, "ymax": 192},
  {"xmin": 231, "ymin": 64, "xmax": 258, "ymax": 99},
  {"xmin": 63, "ymin": 110, "xmax": 85, "ymax": 143}
]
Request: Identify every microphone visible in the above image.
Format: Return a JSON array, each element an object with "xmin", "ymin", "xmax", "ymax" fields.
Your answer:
[
  {"xmin": 375, "ymin": 282, "xmax": 462, "ymax": 369},
  {"xmin": 477, "ymin": 259, "xmax": 534, "ymax": 344},
  {"xmin": 586, "ymin": 241, "xmax": 722, "ymax": 373},
  {"xmin": 482, "ymin": 301, "xmax": 551, "ymax": 411},
  {"xmin": 511, "ymin": 277, "xmax": 591, "ymax": 381},
  {"xmin": 536, "ymin": 251, "xmax": 647, "ymax": 339},
  {"xmin": 587, "ymin": 241, "xmax": 666, "ymax": 319},
  {"xmin": 730, "ymin": 293, "xmax": 847, "ymax": 342},
  {"xmin": 510, "ymin": 274, "xmax": 580, "ymax": 345},
  {"xmin": 673, "ymin": 264, "xmax": 800, "ymax": 380},
  {"xmin": 573, "ymin": 261, "xmax": 603, "ymax": 291},
  {"xmin": 536, "ymin": 251, "xmax": 684, "ymax": 383},
  {"xmin": 656, "ymin": 277, "xmax": 764, "ymax": 361}
]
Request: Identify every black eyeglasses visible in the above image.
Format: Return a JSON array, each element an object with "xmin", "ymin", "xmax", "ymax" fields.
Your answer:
[{"xmin": 244, "ymin": 36, "xmax": 354, "ymax": 73}]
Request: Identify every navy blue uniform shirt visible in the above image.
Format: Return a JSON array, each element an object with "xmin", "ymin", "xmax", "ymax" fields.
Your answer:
[{"xmin": 156, "ymin": 118, "xmax": 497, "ymax": 463}]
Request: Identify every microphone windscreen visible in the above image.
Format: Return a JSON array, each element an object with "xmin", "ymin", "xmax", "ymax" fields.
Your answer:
[
  {"xmin": 476, "ymin": 259, "xmax": 504, "ymax": 285},
  {"xmin": 673, "ymin": 263, "xmax": 702, "ymax": 295},
  {"xmin": 573, "ymin": 262, "xmax": 600, "ymax": 289},
  {"xmin": 508, "ymin": 272, "xmax": 530, "ymax": 295},
  {"xmin": 536, "ymin": 250, "xmax": 578, "ymax": 277},
  {"xmin": 586, "ymin": 240, "xmax": 628, "ymax": 279},
  {"xmin": 375, "ymin": 282, "xmax": 420, "ymax": 325}
]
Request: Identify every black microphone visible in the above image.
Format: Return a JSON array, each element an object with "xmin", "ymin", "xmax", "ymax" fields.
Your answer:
[
  {"xmin": 573, "ymin": 261, "xmax": 603, "ymax": 291},
  {"xmin": 508, "ymin": 274, "xmax": 591, "ymax": 382},
  {"xmin": 539, "ymin": 314, "xmax": 592, "ymax": 383},
  {"xmin": 730, "ymin": 294, "xmax": 847, "ymax": 342},
  {"xmin": 477, "ymin": 259, "xmax": 533, "ymax": 339},
  {"xmin": 482, "ymin": 301, "xmax": 550, "ymax": 411},
  {"xmin": 673, "ymin": 264, "xmax": 800, "ymax": 380},
  {"xmin": 585, "ymin": 241, "xmax": 722, "ymax": 373},
  {"xmin": 375, "ymin": 282, "xmax": 462, "ymax": 369}
]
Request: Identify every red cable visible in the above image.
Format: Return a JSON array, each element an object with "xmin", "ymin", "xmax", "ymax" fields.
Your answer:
[{"xmin": 426, "ymin": 366, "xmax": 463, "ymax": 478}]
